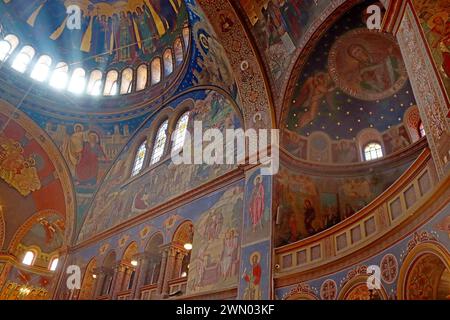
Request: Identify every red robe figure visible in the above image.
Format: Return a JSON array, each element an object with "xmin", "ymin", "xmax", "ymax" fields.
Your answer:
[
  {"xmin": 75, "ymin": 132, "xmax": 106, "ymax": 186},
  {"xmin": 249, "ymin": 175, "xmax": 265, "ymax": 233},
  {"xmin": 242, "ymin": 252, "xmax": 262, "ymax": 300}
]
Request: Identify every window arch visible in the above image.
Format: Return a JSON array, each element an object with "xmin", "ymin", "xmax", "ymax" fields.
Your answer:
[
  {"xmin": 418, "ymin": 121, "xmax": 426, "ymax": 138},
  {"xmin": 11, "ymin": 45, "xmax": 35, "ymax": 73},
  {"xmin": 136, "ymin": 64, "xmax": 148, "ymax": 91},
  {"xmin": 86, "ymin": 70, "xmax": 103, "ymax": 96},
  {"xmin": 30, "ymin": 55, "xmax": 52, "ymax": 82},
  {"xmin": 174, "ymin": 38, "xmax": 183, "ymax": 66},
  {"xmin": 364, "ymin": 142, "xmax": 383, "ymax": 161},
  {"xmin": 163, "ymin": 49, "xmax": 173, "ymax": 76},
  {"xmin": 151, "ymin": 58, "xmax": 161, "ymax": 85},
  {"xmin": 171, "ymin": 112, "xmax": 190, "ymax": 152},
  {"xmin": 22, "ymin": 250, "xmax": 35, "ymax": 266},
  {"xmin": 150, "ymin": 120, "xmax": 169, "ymax": 164},
  {"xmin": 132, "ymin": 140, "xmax": 147, "ymax": 177},
  {"xmin": 49, "ymin": 62, "xmax": 69, "ymax": 90},
  {"xmin": 68, "ymin": 67, "xmax": 86, "ymax": 94},
  {"xmin": 104, "ymin": 70, "xmax": 119, "ymax": 96},
  {"xmin": 0, "ymin": 34, "xmax": 19, "ymax": 61},
  {"xmin": 120, "ymin": 68, "xmax": 133, "ymax": 94},
  {"xmin": 49, "ymin": 257, "xmax": 59, "ymax": 271}
]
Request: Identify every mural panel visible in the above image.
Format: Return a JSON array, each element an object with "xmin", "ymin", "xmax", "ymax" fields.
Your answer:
[
  {"xmin": 187, "ymin": 185, "xmax": 243, "ymax": 294},
  {"xmin": 237, "ymin": 0, "xmax": 330, "ymax": 86},
  {"xmin": 0, "ymin": 0, "xmax": 188, "ymax": 69},
  {"xmin": 238, "ymin": 240, "xmax": 271, "ymax": 300},
  {"xmin": 281, "ymin": 2, "xmax": 418, "ymax": 162},
  {"xmin": 77, "ymin": 89, "xmax": 242, "ymax": 243},
  {"xmin": 274, "ymin": 160, "xmax": 414, "ymax": 246},
  {"xmin": 412, "ymin": 0, "xmax": 450, "ymax": 99}
]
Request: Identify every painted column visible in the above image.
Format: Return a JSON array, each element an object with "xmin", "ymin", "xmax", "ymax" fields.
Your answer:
[
  {"xmin": 93, "ymin": 269, "xmax": 106, "ymax": 298},
  {"xmin": 172, "ymin": 250, "xmax": 186, "ymax": 279},
  {"xmin": 111, "ymin": 264, "xmax": 125, "ymax": 299},
  {"xmin": 156, "ymin": 248, "xmax": 168, "ymax": 295},
  {"xmin": 131, "ymin": 253, "xmax": 150, "ymax": 300},
  {"xmin": 162, "ymin": 246, "xmax": 177, "ymax": 296},
  {"xmin": 237, "ymin": 167, "xmax": 273, "ymax": 300},
  {"xmin": 387, "ymin": 2, "xmax": 450, "ymax": 178}
]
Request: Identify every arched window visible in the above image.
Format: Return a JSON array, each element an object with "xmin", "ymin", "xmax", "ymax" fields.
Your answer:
[
  {"xmin": 171, "ymin": 112, "xmax": 190, "ymax": 152},
  {"xmin": 86, "ymin": 70, "xmax": 103, "ymax": 96},
  {"xmin": 364, "ymin": 142, "xmax": 383, "ymax": 161},
  {"xmin": 163, "ymin": 49, "xmax": 173, "ymax": 76},
  {"xmin": 49, "ymin": 62, "xmax": 69, "ymax": 90},
  {"xmin": 68, "ymin": 67, "xmax": 86, "ymax": 94},
  {"xmin": 49, "ymin": 257, "xmax": 59, "ymax": 271},
  {"xmin": 174, "ymin": 38, "xmax": 183, "ymax": 66},
  {"xmin": 120, "ymin": 68, "xmax": 133, "ymax": 94},
  {"xmin": 22, "ymin": 251, "xmax": 35, "ymax": 266},
  {"xmin": 0, "ymin": 34, "xmax": 19, "ymax": 61},
  {"xmin": 30, "ymin": 55, "xmax": 52, "ymax": 82},
  {"xmin": 418, "ymin": 121, "xmax": 426, "ymax": 138},
  {"xmin": 151, "ymin": 58, "xmax": 161, "ymax": 85},
  {"xmin": 150, "ymin": 120, "xmax": 168, "ymax": 164},
  {"xmin": 136, "ymin": 64, "xmax": 148, "ymax": 91},
  {"xmin": 132, "ymin": 141, "xmax": 147, "ymax": 177},
  {"xmin": 183, "ymin": 26, "xmax": 190, "ymax": 48},
  {"xmin": 103, "ymin": 70, "xmax": 119, "ymax": 96},
  {"xmin": 11, "ymin": 45, "xmax": 35, "ymax": 73}
]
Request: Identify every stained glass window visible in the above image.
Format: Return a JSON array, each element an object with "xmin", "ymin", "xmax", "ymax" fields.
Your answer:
[
  {"xmin": 418, "ymin": 121, "xmax": 426, "ymax": 138},
  {"xmin": 136, "ymin": 64, "xmax": 148, "ymax": 91},
  {"xmin": 49, "ymin": 257, "xmax": 59, "ymax": 271},
  {"xmin": 22, "ymin": 251, "xmax": 35, "ymax": 266},
  {"xmin": 0, "ymin": 35, "xmax": 19, "ymax": 61},
  {"xmin": 104, "ymin": 70, "xmax": 119, "ymax": 96},
  {"xmin": 120, "ymin": 68, "xmax": 133, "ymax": 94},
  {"xmin": 151, "ymin": 120, "xmax": 168, "ymax": 164},
  {"xmin": 49, "ymin": 62, "xmax": 69, "ymax": 90},
  {"xmin": 132, "ymin": 141, "xmax": 147, "ymax": 177},
  {"xmin": 172, "ymin": 112, "xmax": 190, "ymax": 152},
  {"xmin": 68, "ymin": 67, "xmax": 86, "ymax": 94},
  {"xmin": 86, "ymin": 70, "xmax": 103, "ymax": 95},
  {"xmin": 174, "ymin": 38, "xmax": 183, "ymax": 66},
  {"xmin": 30, "ymin": 55, "xmax": 52, "ymax": 82},
  {"xmin": 11, "ymin": 45, "xmax": 35, "ymax": 73},
  {"xmin": 151, "ymin": 58, "xmax": 161, "ymax": 85},
  {"xmin": 364, "ymin": 142, "xmax": 383, "ymax": 161},
  {"xmin": 163, "ymin": 49, "xmax": 173, "ymax": 76}
]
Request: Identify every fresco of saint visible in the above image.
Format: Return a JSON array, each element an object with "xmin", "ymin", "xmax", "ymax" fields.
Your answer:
[
  {"xmin": 242, "ymin": 252, "xmax": 262, "ymax": 300},
  {"xmin": 249, "ymin": 175, "xmax": 265, "ymax": 233}
]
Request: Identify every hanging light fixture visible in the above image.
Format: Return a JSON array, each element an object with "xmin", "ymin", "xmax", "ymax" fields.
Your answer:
[
  {"xmin": 131, "ymin": 260, "xmax": 138, "ymax": 267},
  {"xmin": 183, "ymin": 243, "xmax": 193, "ymax": 251}
]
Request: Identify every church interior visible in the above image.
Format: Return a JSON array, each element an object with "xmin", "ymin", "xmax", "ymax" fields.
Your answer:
[{"xmin": 0, "ymin": 0, "xmax": 449, "ymax": 301}]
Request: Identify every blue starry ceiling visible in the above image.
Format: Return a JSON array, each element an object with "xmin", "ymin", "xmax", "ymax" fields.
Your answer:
[
  {"xmin": 0, "ymin": 0, "xmax": 188, "ymax": 70},
  {"xmin": 284, "ymin": 1, "xmax": 417, "ymax": 141}
]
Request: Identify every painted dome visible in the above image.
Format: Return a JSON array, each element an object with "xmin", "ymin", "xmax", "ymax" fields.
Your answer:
[{"xmin": 0, "ymin": 0, "xmax": 189, "ymax": 97}]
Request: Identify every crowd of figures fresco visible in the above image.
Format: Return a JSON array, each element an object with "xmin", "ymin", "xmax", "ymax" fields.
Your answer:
[
  {"xmin": 0, "ymin": 0, "xmax": 188, "ymax": 69},
  {"xmin": 77, "ymin": 89, "xmax": 242, "ymax": 243},
  {"xmin": 412, "ymin": 0, "xmax": 450, "ymax": 98},
  {"xmin": 237, "ymin": 0, "xmax": 330, "ymax": 86},
  {"xmin": 274, "ymin": 160, "xmax": 414, "ymax": 246},
  {"xmin": 281, "ymin": 2, "xmax": 419, "ymax": 163}
]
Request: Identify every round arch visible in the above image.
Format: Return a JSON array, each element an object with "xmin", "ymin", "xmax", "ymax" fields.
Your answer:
[
  {"xmin": 397, "ymin": 242, "xmax": 450, "ymax": 300},
  {"xmin": 338, "ymin": 275, "xmax": 388, "ymax": 300},
  {"xmin": 78, "ymin": 258, "xmax": 97, "ymax": 300}
]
